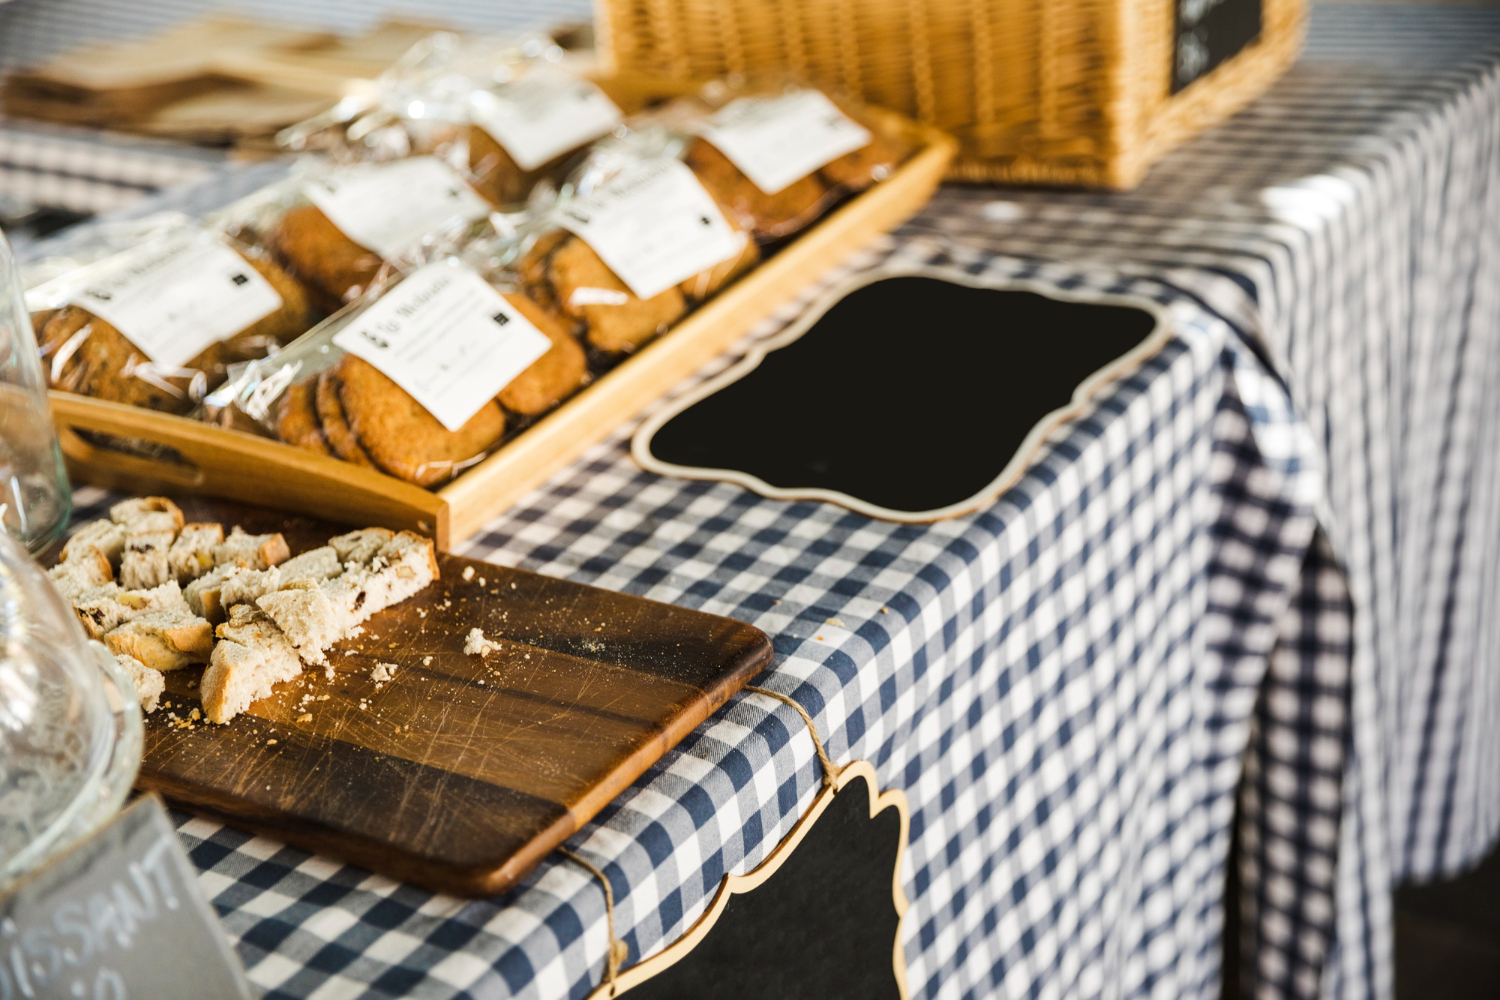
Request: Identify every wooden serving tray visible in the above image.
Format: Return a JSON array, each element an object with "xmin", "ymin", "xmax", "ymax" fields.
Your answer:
[
  {"xmin": 48, "ymin": 109, "xmax": 955, "ymax": 549},
  {"xmin": 122, "ymin": 499, "xmax": 771, "ymax": 897}
]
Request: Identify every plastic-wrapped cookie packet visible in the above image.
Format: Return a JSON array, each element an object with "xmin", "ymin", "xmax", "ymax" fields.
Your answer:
[
  {"xmin": 214, "ymin": 154, "xmax": 497, "ymax": 312},
  {"xmin": 650, "ymin": 78, "xmax": 920, "ymax": 242},
  {"xmin": 204, "ymin": 254, "xmax": 589, "ymax": 487},
  {"xmin": 25, "ymin": 221, "xmax": 316, "ymax": 416},
  {"xmin": 495, "ymin": 126, "xmax": 761, "ymax": 358},
  {"xmin": 274, "ymin": 31, "xmax": 548, "ymax": 169},
  {"xmin": 275, "ymin": 30, "xmax": 621, "ymax": 210},
  {"xmin": 463, "ymin": 61, "xmax": 625, "ymax": 207},
  {"xmin": 21, "ymin": 211, "xmax": 196, "ymax": 307}
]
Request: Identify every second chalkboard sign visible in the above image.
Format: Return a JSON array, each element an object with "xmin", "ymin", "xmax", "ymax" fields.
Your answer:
[
  {"xmin": 633, "ymin": 268, "xmax": 1170, "ymax": 522},
  {"xmin": 0, "ymin": 795, "xmax": 255, "ymax": 1000},
  {"xmin": 1173, "ymin": 0, "xmax": 1264, "ymax": 92}
]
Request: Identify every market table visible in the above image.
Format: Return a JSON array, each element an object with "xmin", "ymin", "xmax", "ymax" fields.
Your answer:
[{"xmin": 19, "ymin": 4, "xmax": 1500, "ymax": 1000}]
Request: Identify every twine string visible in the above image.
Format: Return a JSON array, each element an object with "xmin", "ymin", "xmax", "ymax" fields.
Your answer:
[
  {"xmin": 557, "ymin": 848, "xmax": 630, "ymax": 996},
  {"xmin": 745, "ymin": 684, "xmax": 844, "ymax": 789}
]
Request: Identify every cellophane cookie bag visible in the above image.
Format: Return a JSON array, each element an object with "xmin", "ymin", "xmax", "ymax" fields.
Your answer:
[
  {"xmin": 26, "ymin": 220, "xmax": 317, "ymax": 416},
  {"xmin": 213, "ymin": 154, "xmax": 497, "ymax": 312},
  {"xmin": 273, "ymin": 31, "xmax": 539, "ymax": 167},
  {"xmin": 276, "ymin": 30, "xmax": 623, "ymax": 210},
  {"xmin": 649, "ymin": 77, "xmax": 920, "ymax": 242},
  {"xmin": 204, "ymin": 250, "xmax": 589, "ymax": 489},
  {"xmin": 496, "ymin": 124, "xmax": 760, "ymax": 358}
]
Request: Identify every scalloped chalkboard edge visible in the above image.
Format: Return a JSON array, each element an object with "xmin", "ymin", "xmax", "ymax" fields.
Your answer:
[
  {"xmin": 631, "ymin": 265, "xmax": 1175, "ymax": 523},
  {"xmin": 594, "ymin": 759, "xmax": 912, "ymax": 999}
]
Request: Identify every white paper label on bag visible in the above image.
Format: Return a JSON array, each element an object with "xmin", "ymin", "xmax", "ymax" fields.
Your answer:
[
  {"xmin": 332, "ymin": 261, "xmax": 551, "ymax": 431},
  {"xmin": 472, "ymin": 76, "xmax": 623, "ymax": 172},
  {"xmin": 67, "ymin": 232, "xmax": 283, "ymax": 369},
  {"xmin": 556, "ymin": 159, "xmax": 741, "ymax": 299},
  {"xmin": 303, "ymin": 157, "xmax": 491, "ymax": 259},
  {"xmin": 698, "ymin": 90, "xmax": 871, "ymax": 194}
]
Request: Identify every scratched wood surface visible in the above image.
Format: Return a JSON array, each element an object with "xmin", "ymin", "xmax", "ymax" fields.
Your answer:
[{"xmin": 108, "ymin": 498, "xmax": 771, "ymax": 897}]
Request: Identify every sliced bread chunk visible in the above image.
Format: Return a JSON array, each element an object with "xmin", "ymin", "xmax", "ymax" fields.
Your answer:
[
  {"xmin": 254, "ymin": 587, "xmax": 342, "ymax": 665},
  {"xmin": 62, "ymin": 519, "xmax": 126, "ymax": 566},
  {"xmin": 119, "ymin": 530, "xmax": 176, "ymax": 590},
  {"xmin": 213, "ymin": 526, "xmax": 291, "ymax": 571},
  {"xmin": 47, "ymin": 547, "xmax": 114, "ymax": 598},
  {"xmin": 369, "ymin": 531, "xmax": 440, "ymax": 601},
  {"xmin": 328, "ymin": 528, "xmax": 393, "ymax": 566},
  {"xmin": 278, "ymin": 545, "xmax": 343, "ymax": 584},
  {"xmin": 168, "ymin": 522, "xmax": 224, "ymax": 582},
  {"xmin": 183, "ymin": 563, "xmax": 243, "ymax": 621},
  {"xmin": 102, "ymin": 607, "xmax": 213, "ymax": 671},
  {"xmin": 114, "ymin": 653, "xmax": 164, "ymax": 714},
  {"xmin": 218, "ymin": 565, "xmax": 282, "ymax": 613},
  {"xmin": 257, "ymin": 531, "xmax": 437, "ymax": 664},
  {"xmin": 200, "ymin": 606, "xmax": 303, "ymax": 724},
  {"xmin": 109, "ymin": 497, "xmax": 184, "ymax": 535},
  {"xmin": 73, "ymin": 580, "xmax": 186, "ymax": 639}
]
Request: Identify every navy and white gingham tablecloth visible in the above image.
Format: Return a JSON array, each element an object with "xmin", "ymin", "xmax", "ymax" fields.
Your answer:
[{"xmin": 21, "ymin": 4, "xmax": 1500, "ymax": 1000}]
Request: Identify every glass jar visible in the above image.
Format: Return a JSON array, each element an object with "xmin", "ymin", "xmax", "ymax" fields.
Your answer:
[
  {"xmin": 0, "ymin": 531, "xmax": 142, "ymax": 889},
  {"xmin": 0, "ymin": 224, "xmax": 71, "ymax": 555}
]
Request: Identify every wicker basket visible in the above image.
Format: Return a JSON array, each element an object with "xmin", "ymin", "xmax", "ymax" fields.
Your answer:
[{"xmin": 595, "ymin": 0, "xmax": 1306, "ymax": 189}]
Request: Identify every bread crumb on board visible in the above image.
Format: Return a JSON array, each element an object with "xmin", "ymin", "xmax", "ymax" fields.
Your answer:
[
  {"xmin": 462, "ymin": 566, "xmax": 475, "ymax": 582},
  {"xmin": 464, "ymin": 627, "xmax": 500, "ymax": 656},
  {"xmin": 371, "ymin": 661, "xmax": 398, "ymax": 689}
]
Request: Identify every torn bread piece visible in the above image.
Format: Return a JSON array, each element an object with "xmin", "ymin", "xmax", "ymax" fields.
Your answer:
[
  {"xmin": 168, "ymin": 522, "xmax": 224, "ymax": 582},
  {"xmin": 201, "ymin": 545, "xmax": 344, "ymax": 623},
  {"xmin": 254, "ymin": 587, "xmax": 343, "ymax": 665},
  {"xmin": 109, "ymin": 496, "xmax": 184, "ymax": 535},
  {"xmin": 213, "ymin": 526, "xmax": 291, "ymax": 571},
  {"xmin": 102, "ymin": 607, "xmax": 213, "ymax": 671},
  {"xmin": 217, "ymin": 565, "xmax": 282, "ymax": 614},
  {"xmin": 114, "ymin": 653, "xmax": 164, "ymax": 714},
  {"xmin": 47, "ymin": 547, "xmax": 114, "ymax": 598},
  {"xmin": 184, "ymin": 563, "xmax": 245, "ymax": 622},
  {"xmin": 62, "ymin": 519, "xmax": 126, "ymax": 566},
  {"xmin": 200, "ymin": 606, "xmax": 303, "ymax": 725},
  {"xmin": 328, "ymin": 528, "xmax": 393, "ymax": 566},
  {"xmin": 119, "ymin": 530, "xmax": 176, "ymax": 590},
  {"xmin": 277, "ymin": 545, "xmax": 343, "ymax": 585},
  {"xmin": 72, "ymin": 580, "xmax": 187, "ymax": 640},
  {"xmin": 258, "ymin": 531, "xmax": 437, "ymax": 664}
]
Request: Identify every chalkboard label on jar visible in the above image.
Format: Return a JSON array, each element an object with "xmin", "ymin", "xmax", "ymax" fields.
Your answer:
[
  {"xmin": 1173, "ymin": 0, "xmax": 1263, "ymax": 93},
  {"xmin": 0, "ymin": 794, "xmax": 255, "ymax": 1000}
]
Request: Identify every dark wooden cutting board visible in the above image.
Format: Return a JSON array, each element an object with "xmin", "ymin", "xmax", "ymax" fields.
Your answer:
[{"xmin": 74, "ymin": 499, "xmax": 771, "ymax": 897}]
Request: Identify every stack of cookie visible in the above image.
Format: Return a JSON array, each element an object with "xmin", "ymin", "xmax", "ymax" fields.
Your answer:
[
  {"xmin": 48, "ymin": 497, "xmax": 439, "ymax": 725},
  {"xmin": 683, "ymin": 102, "xmax": 914, "ymax": 241},
  {"xmin": 273, "ymin": 290, "xmax": 587, "ymax": 486},
  {"xmin": 35, "ymin": 244, "xmax": 315, "ymax": 415},
  {"xmin": 516, "ymin": 222, "xmax": 760, "ymax": 356}
]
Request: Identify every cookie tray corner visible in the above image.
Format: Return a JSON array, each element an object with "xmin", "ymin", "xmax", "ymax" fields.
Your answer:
[{"xmin": 49, "ymin": 119, "xmax": 957, "ymax": 549}]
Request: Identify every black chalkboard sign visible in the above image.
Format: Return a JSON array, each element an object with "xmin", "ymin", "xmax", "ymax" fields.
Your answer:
[
  {"xmin": 634, "ymin": 268, "xmax": 1167, "ymax": 522},
  {"xmin": 615, "ymin": 763, "xmax": 908, "ymax": 1000},
  {"xmin": 0, "ymin": 795, "xmax": 255, "ymax": 1000},
  {"xmin": 1173, "ymin": 0, "xmax": 1263, "ymax": 92}
]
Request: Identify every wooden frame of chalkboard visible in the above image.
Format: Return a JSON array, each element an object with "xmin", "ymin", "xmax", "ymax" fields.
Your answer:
[
  {"xmin": 631, "ymin": 265, "xmax": 1173, "ymax": 523},
  {"xmin": 593, "ymin": 760, "xmax": 911, "ymax": 999}
]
